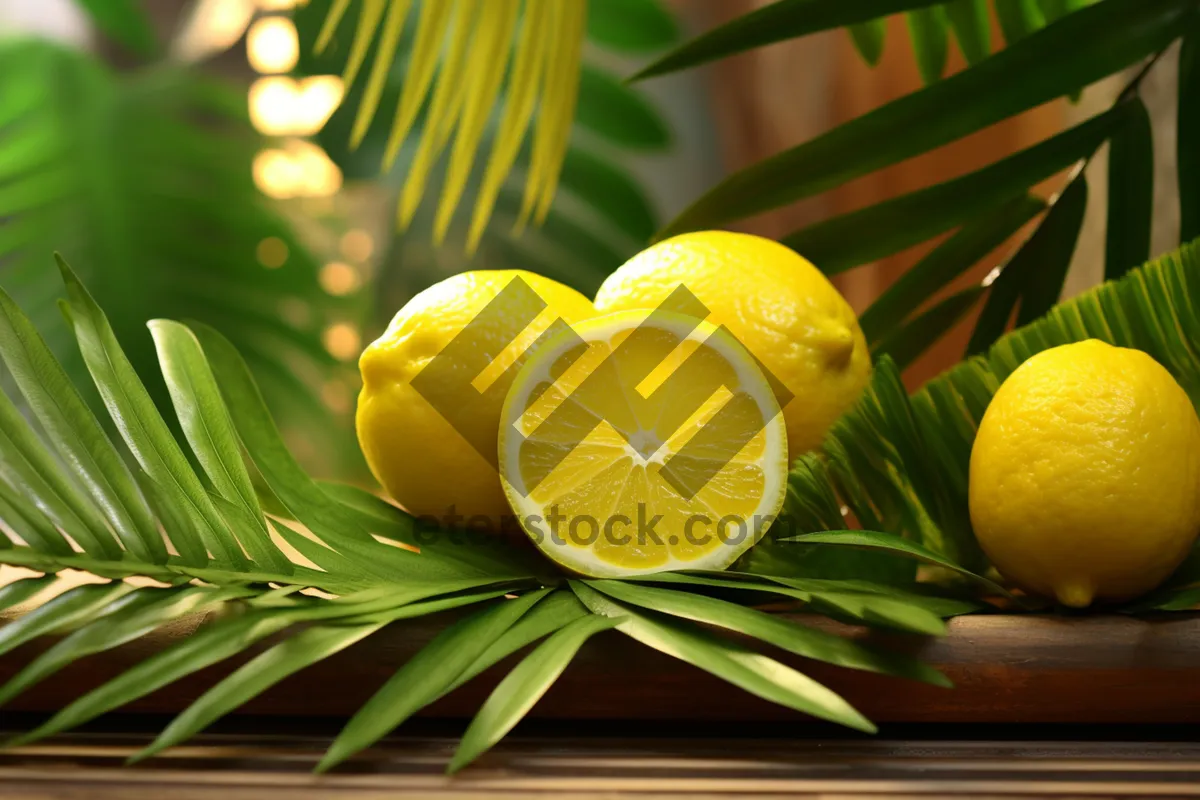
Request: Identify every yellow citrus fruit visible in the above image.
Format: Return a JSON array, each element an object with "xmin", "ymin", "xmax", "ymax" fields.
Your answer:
[
  {"xmin": 357, "ymin": 270, "xmax": 595, "ymax": 523},
  {"xmin": 594, "ymin": 231, "xmax": 871, "ymax": 457},
  {"xmin": 499, "ymin": 310, "xmax": 789, "ymax": 577},
  {"xmin": 969, "ymin": 340, "xmax": 1200, "ymax": 607}
]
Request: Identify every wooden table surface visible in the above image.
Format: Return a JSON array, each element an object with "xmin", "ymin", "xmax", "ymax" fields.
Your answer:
[
  {"xmin": 6, "ymin": 610, "xmax": 1200, "ymax": 725},
  {"xmin": 5, "ymin": 582, "xmax": 1200, "ymax": 797},
  {"xmin": 4, "ymin": 728, "xmax": 1200, "ymax": 798}
]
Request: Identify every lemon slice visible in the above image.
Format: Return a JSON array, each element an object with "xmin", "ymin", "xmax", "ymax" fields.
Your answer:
[{"xmin": 499, "ymin": 310, "xmax": 788, "ymax": 578}]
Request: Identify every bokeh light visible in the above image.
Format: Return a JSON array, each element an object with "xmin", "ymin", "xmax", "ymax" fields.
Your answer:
[
  {"xmin": 253, "ymin": 139, "xmax": 342, "ymax": 198},
  {"xmin": 174, "ymin": 0, "xmax": 256, "ymax": 62},
  {"xmin": 323, "ymin": 323, "xmax": 361, "ymax": 361},
  {"xmin": 319, "ymin": 262, "xmax": 361, "ymax": 295},
  {"xmin": 248, "ymin": 75, "xmax": 343, "ymax": 137},
  {"xmin": 256, "ymin": 237, "xmax": 289, "ymax": 268},
  {"xmin": 339, "ymin": 229, "xmax": 374, "ymax": 262},
  {"xmin": 247, "ymin": 16, "xmax": 299, "ymax": 74}
]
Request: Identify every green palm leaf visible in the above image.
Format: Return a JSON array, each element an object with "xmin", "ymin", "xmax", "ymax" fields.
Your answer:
[
  {"xmin": 657, "ymin": 0, "xmax": 1190, "ymax": 239},
  {"xmin": 945, "ymin": 0, "xmax": 992, "ymax": 64},
  {"xmin": 0, "ymin": 40, "xmax": 351, "ymax": 451},
  {"xmin": 587, "ymin": 579, "xmax": 949, "ymax": 685},
  {"xmin": 782, "ymin": 241, "xmax": 1200, "ymax": 597},
  {"xmin": 1179, "ymin": 24, "xmax": 1200, "ymax": 243},
  {"xmin": 968, "ymin": 175, "xmax": 1088, "ymax": 353},
  {"xmin": 0, "ymin": 257, "xmax": 997, "ymax": 769},
  {"xmin": 906, "ymin": 7, "xmax": 950, "ymax": 85},
  {"xmin": 633, "ymin": 0, "xmax": 941, "ymax": 81},
  {"xmin": 449, "ymin": 612, "xmax": 621, "ymax": 773},
  {"xmin": 73, "ymin": 0, "xmax": 158, "ymax": 57},
  {"xmin": 317, "ymin": 588, "xmax": 552, "ymax": 772},
  {"xmin": 571, "ymin": 581, "xmax": 877, "ymax": 733}
]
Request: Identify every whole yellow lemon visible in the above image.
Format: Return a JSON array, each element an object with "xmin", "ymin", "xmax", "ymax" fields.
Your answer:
[
  {"xmin": 593, "ymin": 231, "xmax": 870, "ymax": 456},
  {"xmin": 969, "ymin": 340, "xmax": 1200, "ymax": 607},
  {"xmin": 357, "ymin": 270, "xmax": 595, "ymax": 523}
]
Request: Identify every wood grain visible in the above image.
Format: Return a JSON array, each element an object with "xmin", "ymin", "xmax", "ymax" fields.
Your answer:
[
  {"xmin": 5, "ymin": 732, "xmax": 1200, "ymax": 797},
  {"xmin": 3, "ymin": 611, "xmax": 1200, "ymax": 725}
]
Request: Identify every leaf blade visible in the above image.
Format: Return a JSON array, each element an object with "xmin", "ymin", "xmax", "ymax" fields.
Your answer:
[
  {"xmin": 968, "ymin": 175, "xmax": 1089, "ymax": 352},
  {"xmin": 316, "ymin": 589, "xmax": 552, "ymax": 772},
  {"xmin": 1105, "ymin": 97, "xmax": 1154, "ymax": 280},
  {"xmin": 945, "ymin": 0, "xmax": 992, "ymax": 64},
  {"xmin": 8, "ymin": 607, "xmax": 297, "ymax": 747},
  {"xmin": 570, "ymin": 581, "xmax": 876, "ymax": 733},
  {"xmin": 782, "ymin": 107, "xmax": 1119, "ymax": 273},
  {"xmin": 634, "ymin": 0, "xmax": 940, "ymax": 80},
  {"xmin": 589, "ymin": 579, "xmax": 950, "ymax": 687},
  {"xmin": 859, "ymin": 194, "xmax": 1046, "ymax": 343},
  {"xmin": 149, "ymin": 320, "xmax": 289, "ymax": 574},
  {"xmin": 132, "ymin": 586, "xmax": 511, "ymax": 762},
  {"xmin": 576, "ymin": 65, "xmax": 671, "ymax": 150},
  {"xmin": 57, "ymin": 256, "xmax": 243, "ymax": 568},
  {"xmin": 847, "ymin": 20, "xmax": 887, "ymax": 67},
  {"xmin": 449, "ymin": 613, "xmax": 620, "ymax": 773},
  {"xmin": 587, "ymin": 0, "xmax": 679, "ymax": 53},
  {"xmin": 0, "ymin": 287, "xmax": 164, "ymax": 563},
  {"xmin": 659, "ymin": 0, "xmax": 1190, "ymax": 238},
  {"xmin": 871, "ymin": 287, "xmax": 986, "ymax": 369},
  {"xmin": 73, "ymin": 0, "xmax": 157, "ymax": 57},
  {"xmin": 1179, "ymin": 23, "xmax": 1200, "ymax": 243},
  {"xmin": 906, "ymin": 7, "xmax": 950, "ymax": 85},
  {"xmin": 786, "ymin": 530, "xmax": 1014, "ymax": 597}
]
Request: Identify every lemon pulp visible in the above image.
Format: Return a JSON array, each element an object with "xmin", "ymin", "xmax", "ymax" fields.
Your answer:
[{"xmin": 499, "ymin": 310, "xmax": 788, "ymax": 578}]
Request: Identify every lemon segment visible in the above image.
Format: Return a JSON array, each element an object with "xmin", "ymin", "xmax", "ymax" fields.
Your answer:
[{"xmin": 499, "ymin": 310, "xmax": 788, "ymax": 578}]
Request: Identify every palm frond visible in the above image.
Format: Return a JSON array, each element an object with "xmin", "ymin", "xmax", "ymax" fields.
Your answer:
[
  {"xmin": 640, "ymin": 0, "xmax": 1188, "ymax": 366},
  {"xmin": 0, "ymin": 39, "xmax": 354, "ymax": 458},
  {"xmin": 633, "ymin": 0, "xmax": 1098, "ymax": 82},
  {"xmin": 759, "ymin": 240, "xmax": 1200, "ymax": 602},
  {"xmin": 73, "ymin": 0, "xmax": 158, "ymax": 57},
  {"xmin": 300, "ymin": 0, "xmax": 674, "ymax": 254},
  {"xmin": 0, "ymin": 258, "xmax": 951, "ymax": 770}
]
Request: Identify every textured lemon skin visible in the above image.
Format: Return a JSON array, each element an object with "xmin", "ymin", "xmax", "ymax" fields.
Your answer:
[
  {"xmin": 969, "ymin": 340, "xmax": 1200, "ymax": 607},
  {"xmin": 593, "ymin": 231, "xmax": 870, "ymax": 456},
  {"xmin": 357, "ymin": 270, "xmax": 595, "ymax": 522}
]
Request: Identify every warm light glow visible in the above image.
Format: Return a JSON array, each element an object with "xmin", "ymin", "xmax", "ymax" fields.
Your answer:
[
  {"xmin": 253, "ymin": 148, "xmax": 300, "ymax": 198},
  {"xmin": 253, "ymin": 140, "xmax": 342, "ymax": 199},
  {"xmin": 339, "ymin": 229, "xmax": 374, "ymax": 262},
  {"xmin": 323, "ymin": 323, "xmax": 361, "ymax": 361},
  {"xmin": 247, "ymin": 16, "xmax": 299, "ymax": 74},
  {"xmin": 258, "ymin": 0, "xmax": 305, "ymax": 9},
  {"xmin": 248, "ymin": 75, "xmax": 343, "ymax": 137},
  {"xmin": 293, "ymin": 76, "xmax": 344, "ymax": 135},
  {"xmin": 174, "ymin": 0, "xmax": 256, "ymax": 62},
  {"xmin": 319, "ymin": 262, "xmax": 361, "ymax": 296},
  {"xmin": 249, "ymin": 76, "xmax": 298, "ymax": 137},
  {"xmin": 256, "ymin": 237, "xmax": 289, "ymax": 268},
  {"xmin": 321, "ymin": 379, "xmax": 352, "ymax": 414}
]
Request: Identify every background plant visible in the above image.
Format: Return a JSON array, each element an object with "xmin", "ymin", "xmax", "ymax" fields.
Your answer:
[
  {"xmin": 294, "ymin": 0, "xmax": 677, "ymax": 323},
  {"xmin": 0, "ymin": 12, "xmax": 360, "ymax": 466},
  {"xmin": 633, "ymin": 0, "xmax": 1200, "ymax": 368}
]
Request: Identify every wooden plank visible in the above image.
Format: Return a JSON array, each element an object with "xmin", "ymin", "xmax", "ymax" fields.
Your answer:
[
  {"xmin": 2, "ymin": 612, "xmax": 1200, "ymax": 724},
  {"xmin": 5, "ymin": 732, "xmax": 1200, "ymax": 797}
]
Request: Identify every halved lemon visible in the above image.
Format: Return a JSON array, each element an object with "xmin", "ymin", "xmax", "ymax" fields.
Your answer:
[{"xmin": 499, "ymin": 310, "xmax": 788, "ymax": 577}]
